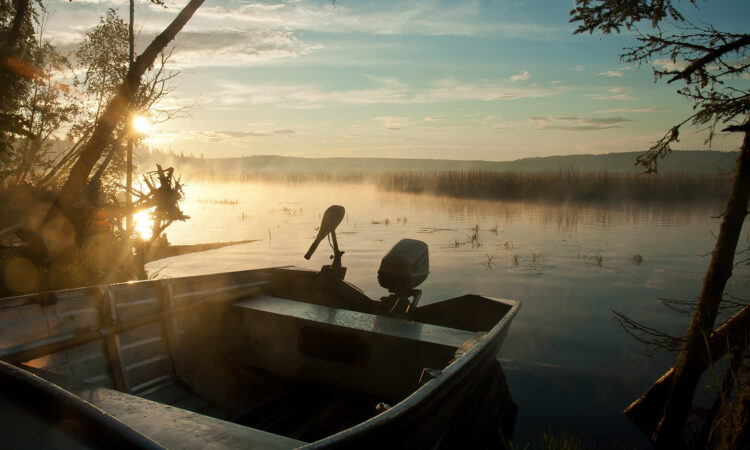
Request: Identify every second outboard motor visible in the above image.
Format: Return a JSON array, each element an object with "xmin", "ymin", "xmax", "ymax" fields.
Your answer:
[{"xmin": 377, "ymin": 239, "xmax": 429, "ymax": 318}]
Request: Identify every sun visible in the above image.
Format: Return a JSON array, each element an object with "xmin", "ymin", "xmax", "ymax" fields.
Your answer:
[
  {"xmin": 132, "ymin": 115, "xmax": 152, "ymax": 134},
  {"xmin": 132, "ymin": 210, "xmax": 153, "ymax": 240}
]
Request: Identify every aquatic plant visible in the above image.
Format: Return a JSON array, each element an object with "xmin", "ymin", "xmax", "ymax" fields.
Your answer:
[{"xmin": 484, "ymin": 254, "xmax": 494, "ymax": 271}]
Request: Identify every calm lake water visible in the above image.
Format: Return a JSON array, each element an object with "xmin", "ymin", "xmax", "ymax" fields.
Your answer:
[{"xmin": 146, "ymin": 181, "xmax": 750, "ymax": 448}]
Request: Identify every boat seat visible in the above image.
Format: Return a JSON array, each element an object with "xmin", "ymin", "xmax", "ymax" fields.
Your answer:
[
  {"xmin": 234, "ymin": 295, "xmax": 476, "ymax": 348},
  {"xmin": 224, "ymin": 295, "xmax": 478, "ymax": 399}
]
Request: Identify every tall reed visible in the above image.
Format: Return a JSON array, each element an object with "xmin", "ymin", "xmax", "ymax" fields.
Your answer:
[{"xmin": 376, "ymin": 170, "xmax": 731, "ymax": 203}]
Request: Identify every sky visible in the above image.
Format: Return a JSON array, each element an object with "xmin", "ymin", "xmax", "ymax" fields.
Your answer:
[{"xmin": 43, "ymin": 0, "xmax": 750, "ymax": 161}]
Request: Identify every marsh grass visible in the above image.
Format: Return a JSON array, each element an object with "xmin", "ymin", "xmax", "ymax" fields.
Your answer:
[
  {"xmin": 197, "ymin": 198, "xmax": 238, "ymax": 205},
  {"xmin": 378, "ymin": 170, "xmax": 731, "ymax": 203}
]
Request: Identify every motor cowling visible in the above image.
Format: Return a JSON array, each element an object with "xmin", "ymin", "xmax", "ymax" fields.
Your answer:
[{"xmin": 377, "ymin": 239, "xmax": 429, "ymax": 295}]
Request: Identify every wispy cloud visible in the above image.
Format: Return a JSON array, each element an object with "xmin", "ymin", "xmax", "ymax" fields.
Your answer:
[
  {"xmin": 587, "ymin": 87, "xmax": 634, "ymax": 100},
  {"xmin": 529, "ymin": 116, "xmax": 632, "ymax": 131},
  {"xmin": 653, "ymin": 59, "xmax": 689, "ymax": 72},
  {"xmin": 206, "ymin": 75, "xmax": 570, "ymax": 109},
  {"xmin": 510, "ymin": 70, "xmax": 530, "ymax": 82},
  {"xmin": 374, "ymin": 116, "xmax": 416, "ymax": 130},
  {"xmin": 422, "ymin": 115, "xmax": 448, "ymax": 122},
  {"xmin": 167, "ymin": 29, "xmax": 319, "ymax": 68},
  {"xmin": 594, "ymin": 107, "xmax": 671, "ymax": 113},
  {"xmin": 597, "ymin": 67, "xmax": 631, "ymax": 77},
  {"xmin": 148, "ymin": 126, "xmax": 298, "ymax": 144},
  {"xmin": 183, "ymin": 1, "xmax": 563, "ymax": 38}
]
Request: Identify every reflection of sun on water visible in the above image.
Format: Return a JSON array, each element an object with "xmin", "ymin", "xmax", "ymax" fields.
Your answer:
[{"xmin": 132, "ymin": 210, "xmax": 153, "ymax": 240}]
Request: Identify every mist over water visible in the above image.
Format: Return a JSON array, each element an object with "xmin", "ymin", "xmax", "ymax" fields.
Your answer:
[{"xmin": 147, "ymin": 180, "xmax": 750, "ymax": 448}]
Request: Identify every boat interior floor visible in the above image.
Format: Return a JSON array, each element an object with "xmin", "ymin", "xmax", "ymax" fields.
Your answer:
[
  {"xmin": 234, "ymin": 378, "xmax": 385, "ymax": 442},
  {"xmin": 25, "ymin": 363, "xmax": 387, "ymax": 445}
]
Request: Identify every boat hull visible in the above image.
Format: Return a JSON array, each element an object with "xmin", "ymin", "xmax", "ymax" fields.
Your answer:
[{"xmin": 0, "ymin": 267, "xmax": 519, "ymax": 448}]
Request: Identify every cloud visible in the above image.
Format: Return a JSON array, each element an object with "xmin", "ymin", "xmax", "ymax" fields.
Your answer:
[
  {"xmin": 167, "ymin": 29, "xmax": 319, "ymax": 68},
  {"xmin": 653, "ymin": 59, "xmax": 689, "ymax": 72},
  {"xmin": 360, "ymin": 74, "xmax": 405, "ymax": 89},
  {"xmin": 510, "ymin": 71, "xmax": 530, "ymax": 82},
  {"xmin": 216, "ymin": 129, "xmax": 296, "ymax": 138},
  {"xmin": 597, "ymin": 68, "xmax": 631, "ymax": 77},
  {"xmin": 608, "ymin": 87, "xmax": 631, "ymax": 93},
  {"xmin": 594, "ymin": 107, "xmax": 671, "ymax": 113},
  {"xmin": 187, "ymin": 1, "xmax": 563, "ymax": 38},
  {"xmin": 422, "ymin": 115, "xmax": 448, "ymax": 122},
  {"xmin": 206, "ymin": 76, "xmax": 570, "ymax": 109},
  {"xmin": 575, "ymin": 65, "xmax": 584, "ymax": 71},
  {"xmin": 414, "ymin": 78, "xmax": 570, "ymax": 102},
  {"xmin": 529, "ymin": 116, "xmax": 632, "ymax": 131},
  {"xmin": 587, "ymin": 93, "xmax": 635, "ymax": 100},
  {"xmin": 374, "ymin": 116, "xmax": 416, "ymax": 130},
  {"xmin": 154, "ymin": 128, "xmax": 298, "ymax": 144}
]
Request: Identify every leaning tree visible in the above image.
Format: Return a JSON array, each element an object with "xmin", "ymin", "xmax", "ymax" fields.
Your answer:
[{"xmin": 571, "ymin": 0, "xmax": 749, "ymax": 448}]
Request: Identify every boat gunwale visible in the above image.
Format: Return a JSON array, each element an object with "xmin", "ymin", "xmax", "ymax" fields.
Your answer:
[{"xmin": 0, "ymin": 266, "xmax": 294, "ymax": 310}]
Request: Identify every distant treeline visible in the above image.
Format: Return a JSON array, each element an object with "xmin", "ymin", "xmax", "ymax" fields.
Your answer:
[
  {"xmin": 141, "ymin": 150, "xmax": 738, "ymax": 175},
  {"xmin": 183, "ymin": 169, "xmax": 731, "ymax": 203}
]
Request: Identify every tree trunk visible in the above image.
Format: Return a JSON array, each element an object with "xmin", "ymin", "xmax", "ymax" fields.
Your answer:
[
  {"xmin": 650, "ymin": 129, "xmax": 750, "ymax": 446},
  {"xmin": 722, "ymin": 378, "xmax": 750, "ymax": 450},
  {"xmin": 44, "ymin": 0, "xmax": 205, "ymax": 228},
  {"xmin": 7, "ymin": 0, "xmax": 31, "ymax": 51},
  {"xmin": 625, "ymin": 303, "xmax": 750, "ymax": 435},
  {"xmin": 126, "ymin": 0, "xmax": 135, "ymax": 233},
  {"xmin": 695, "ymin": 340, "xmax": 747, "ymax": 448}
]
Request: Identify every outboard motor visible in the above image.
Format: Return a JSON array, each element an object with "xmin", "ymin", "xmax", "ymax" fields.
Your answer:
[{"xmin": 377, "ymin": 239, "xmax": 429, "ymax": 318}]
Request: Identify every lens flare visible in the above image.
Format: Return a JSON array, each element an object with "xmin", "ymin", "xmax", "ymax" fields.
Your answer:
[{"xmin": 132, "ymin": 115, "xmax": 151, "ymax": 134}]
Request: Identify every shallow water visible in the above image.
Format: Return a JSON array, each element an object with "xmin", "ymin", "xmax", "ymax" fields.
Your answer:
[{"xmin": 146, "ymin": 181, "xmax": 750, "ymax": 448}]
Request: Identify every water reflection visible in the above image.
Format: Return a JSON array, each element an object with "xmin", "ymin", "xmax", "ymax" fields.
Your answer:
[{"xmin": 147, "ymin": 181, "xmax": 747, "ymax": 449}]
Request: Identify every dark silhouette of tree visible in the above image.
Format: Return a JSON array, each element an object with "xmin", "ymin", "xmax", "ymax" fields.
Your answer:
[
  {"xmin": 1, "ymin": 0, "xmax": 36, "ymax": 174},
  {"xmin": 45, "ymin": 0, "xmax": 203, "ymax": 227},
  {"xmin": 571, "ymin": 1, "xmax": 749, "ymax": 447}
]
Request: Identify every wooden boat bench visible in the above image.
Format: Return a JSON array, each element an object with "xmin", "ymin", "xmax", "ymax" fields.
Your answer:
[{"xmin": 224, "ymin": 295, "xmax": 480, "ymax": 399}]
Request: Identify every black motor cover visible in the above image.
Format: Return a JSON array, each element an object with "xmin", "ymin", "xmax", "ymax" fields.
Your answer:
[{"xmin": 377, "ymin": 239, "xmax": 429, "ymax": 294}]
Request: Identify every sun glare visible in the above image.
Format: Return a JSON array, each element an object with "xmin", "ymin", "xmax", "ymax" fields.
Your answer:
[
  {"xmin": 132, "ymin": 210, "xmax": 153, "ymax": 240},
  {"xmin": 132, "ymin": 115, "xmax": 151, "ymax": 134}
]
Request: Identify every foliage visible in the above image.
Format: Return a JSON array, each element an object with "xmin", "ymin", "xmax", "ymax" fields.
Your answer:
[
  {"xmin": 1, "ymin": 0, "xmax": 38, "ymax": 179},
  {"xmin": 571, "ymin": 0, "xmax": 750, "ymax": 172},
  {"xmin": 13, "ymin": 20, "xmax": 78, "ymax": 184}
]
